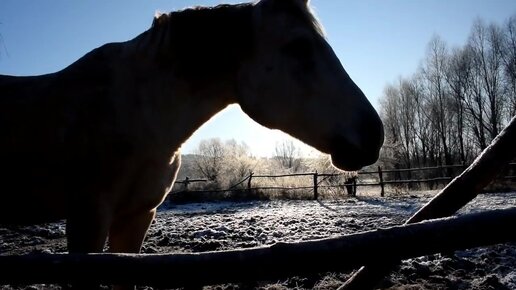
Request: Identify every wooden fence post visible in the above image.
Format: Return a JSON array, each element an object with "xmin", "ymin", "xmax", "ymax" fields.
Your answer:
[
  {"xmin": 248, "ymin": 171, "xmax": 253, "ymax": 191},
  {"xmin": 440, "ymin": 164, "xmax": 445, "ymax": 186},
  {"xmin": 378, "ymin": 166, "xmax": 384, "ymax": 197},
  {"xmin": 313, "ymin": 171, "xmax": 318, "ymax": 200},
  {"xmin": 183, "ymin": 177, "xmax": 190, "ymax": 192},
  {"xmin": 353, "ymin": 178, "xmax": 357, "ymax": 196}
]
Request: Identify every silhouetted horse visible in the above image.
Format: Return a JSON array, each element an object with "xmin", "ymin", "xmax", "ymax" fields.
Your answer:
[{"xmin": 0, "ymin": 0, "xmax": 383, "ymax": 259}]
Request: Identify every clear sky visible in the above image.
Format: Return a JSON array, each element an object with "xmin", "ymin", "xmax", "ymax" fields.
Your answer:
[{"xmin": 1, "ymin": 0, "xmax": 516, "ymax": 157}]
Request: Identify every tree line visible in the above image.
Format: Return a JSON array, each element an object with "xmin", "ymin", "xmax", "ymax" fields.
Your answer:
[{"xmin": 379, "ymin": 15, "xmax": 516, "ymax": 172}]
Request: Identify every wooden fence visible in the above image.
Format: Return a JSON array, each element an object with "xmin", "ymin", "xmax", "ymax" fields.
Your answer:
[
  {"xmin": 170, "ymin": 162, "xmax": 516, "ymax": 200},
  {"xmin": 2, "ymin": 207, "xmax": 515, "ymax": 287}
]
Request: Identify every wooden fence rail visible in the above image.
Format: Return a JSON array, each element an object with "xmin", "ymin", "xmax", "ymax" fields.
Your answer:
[
  {"xmin": 170, "ymin": 163, "xmax": 516, "ymax": 200},
  {"xmin": 379, "ymin": 164, "xmax": 467, "ymax": 174},
  {"xmin": 2, "ymin": 207, "xmax": 515, "ymax": 287}
]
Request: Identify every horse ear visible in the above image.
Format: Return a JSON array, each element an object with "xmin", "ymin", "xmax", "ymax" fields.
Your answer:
[{"xmin": 152, "ymin": 12, "xmax": 168, "ymax": 28}]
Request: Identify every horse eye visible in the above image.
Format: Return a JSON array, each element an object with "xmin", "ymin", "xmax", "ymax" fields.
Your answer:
[{"xmin": 281, "ymin": 37, "xmax": 313, "ymax": 59}]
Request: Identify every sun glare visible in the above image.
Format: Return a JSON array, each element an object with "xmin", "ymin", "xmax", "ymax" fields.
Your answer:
[{"xmin": 181, "ymin": 104, "xmax": 320, "ymax": 158}]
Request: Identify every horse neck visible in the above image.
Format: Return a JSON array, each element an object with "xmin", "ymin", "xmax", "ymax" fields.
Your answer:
[{"xmin": 116, "ymin": 3, "xmax": 255, "ymax": 154}]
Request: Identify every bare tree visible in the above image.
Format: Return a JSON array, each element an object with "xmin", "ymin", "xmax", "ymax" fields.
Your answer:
[
  {"xmin": 193, "ymin": 138, "xmax": 226, "ymax": 182},
  {"xmin": 224, "ymin": 139, "xmax": 254, "ymax": 182},
  {"xmin": 192, "ymin": 138, "xmax": 255, "ymax": 188},
  {"xmin": 445, "ymin": 47, "xmax": 475, "ymax": 163},
  {"xmin": 378, "ymin": 83, "xmax": 406, "ymax": 181},
  {"xmin": 274, "ymin": 139, "xmax": 301, "ymax": 171},
  {"xmin": 410, "ymin": 73, "xmax": 433, "ymax": 167},
  {"xmin": 378, "ymin": 15, "xmax": 515, "ymax": 173},
  {"xmin": 399, "ymin": 77, "xmax": 422, "ymax": 168},
  {"xmin": 468, "ymin": 19, "xmax": 505, "ymax": 142},
  {"xmin": 380, "ymin": 74, "xmax": 440, "ymax": 179},
  {"xmin": 422, "ymin": 35, "xmax": 454, "ymax": 168},
  {"xmin": 502, "ymin": 14, "xmax": 516, "ymax": 119}
]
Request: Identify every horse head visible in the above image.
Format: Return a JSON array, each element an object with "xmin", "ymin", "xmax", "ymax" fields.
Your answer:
[{"xmin": 237, "ymin": 0, "xmax": 384, "ymax": 171}]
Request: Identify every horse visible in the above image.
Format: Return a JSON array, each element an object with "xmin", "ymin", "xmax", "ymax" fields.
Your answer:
[{"xmin": 0, "ymin": 0, "xmax": 383, "ymax": 260}]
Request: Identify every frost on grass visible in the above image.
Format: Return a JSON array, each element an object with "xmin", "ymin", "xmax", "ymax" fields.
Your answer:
[{"xmin": 1, "ymin": 192, "xmax": 515, "ymax": 289}]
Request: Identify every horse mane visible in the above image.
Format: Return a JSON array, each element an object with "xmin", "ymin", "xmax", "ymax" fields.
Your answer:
[
  {"xmin": 133, "ymin": 0, "xmax": 325, "ymax": 82},
  {"xmin": 148, "ymin": 3, "xmax": 253, "ymax": 46},
  {"xmin": 152, "ymin": 3, "xmax": 252, "ymax": 28},
  {"xmin": 149, "ymin": 0, "xmax": 325, "ymax": 42},
  {"xmin": 139, "ymin": 3, "xmax": 254, "ymax": 82},
  {"xmin": 305, "ymin": 6, "xmax": 326, "ymax": 37}
]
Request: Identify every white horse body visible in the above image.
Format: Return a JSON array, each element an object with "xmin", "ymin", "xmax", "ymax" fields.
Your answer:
[{"xmin": 0, "ymin": 0, "xmax": 383, "ymax": 259}]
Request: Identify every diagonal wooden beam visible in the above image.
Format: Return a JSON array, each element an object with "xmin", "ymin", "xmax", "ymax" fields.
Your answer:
[{"xmin": 339, "ymin": 115, "xmax": 516, "ymax": 290}]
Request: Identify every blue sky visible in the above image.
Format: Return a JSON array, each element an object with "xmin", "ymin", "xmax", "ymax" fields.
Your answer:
[{"xmin": 1, "ymin": 0, "xmax": 516, "ymax": 156}]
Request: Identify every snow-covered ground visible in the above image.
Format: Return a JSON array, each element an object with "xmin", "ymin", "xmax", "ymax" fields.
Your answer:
[{"xmin": 1, "ymin": 192, "xmax": 516, "ymax": 289}]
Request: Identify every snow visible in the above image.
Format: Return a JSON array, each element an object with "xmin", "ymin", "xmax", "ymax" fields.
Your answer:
[{"xmin": 1, "ymin": 191, "xmax": 515, "ymax": 289}]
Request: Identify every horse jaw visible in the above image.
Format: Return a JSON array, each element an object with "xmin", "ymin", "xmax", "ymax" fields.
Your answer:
[{"xmin": 294, "ymin": 98, "xmax": 384, "ymax": 171}]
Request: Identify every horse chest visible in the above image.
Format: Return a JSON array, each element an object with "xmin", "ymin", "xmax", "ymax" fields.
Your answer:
[{"xmin": 110, "ymin": 153, "xmax": 178, "ymax": 216}]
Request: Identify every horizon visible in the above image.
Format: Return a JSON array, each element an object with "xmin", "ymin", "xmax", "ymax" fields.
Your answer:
[{"xmin": 1, "ymin": 0, "xmax": 516, "ymax": 157}]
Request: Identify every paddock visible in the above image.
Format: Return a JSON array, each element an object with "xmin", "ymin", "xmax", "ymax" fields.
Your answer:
[
  {"xmin": 1, "ymin": 0, "xmax": 514, "ymax": 287},
  {"xmin": 1, "ymin": 193, "xmax": 515, "ymax": 289}
]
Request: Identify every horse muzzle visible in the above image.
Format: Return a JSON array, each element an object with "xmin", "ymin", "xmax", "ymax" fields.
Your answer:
[{"xmin": 329, "ymin": 118, "xmax": 384, "ymax": 171}]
